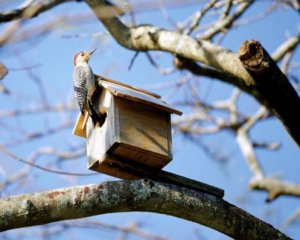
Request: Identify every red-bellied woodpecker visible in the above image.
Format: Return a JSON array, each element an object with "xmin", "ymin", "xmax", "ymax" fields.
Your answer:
[{"xmin": 73, "ymin": 48, "xmax": 100, "ymax": 126}]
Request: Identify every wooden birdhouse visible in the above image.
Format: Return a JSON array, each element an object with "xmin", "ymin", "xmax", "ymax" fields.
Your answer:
[{"xmin": 73, "ymin": 76, "xmax": 182, "ymax": 179}]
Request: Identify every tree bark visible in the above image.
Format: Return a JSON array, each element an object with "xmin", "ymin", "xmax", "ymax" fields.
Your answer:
[
  {"xmin": 238, "ymin": 40, "xmax": 300, "ymax": 147},
  {"xmin": 0, "ymin": 180, "xmax": 291, "ymax": 240}
]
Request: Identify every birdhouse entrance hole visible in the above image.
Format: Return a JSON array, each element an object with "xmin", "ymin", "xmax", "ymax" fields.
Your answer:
[{"xmin": 98, "ymin": 111, "xmax": 107, "ymax": 128}]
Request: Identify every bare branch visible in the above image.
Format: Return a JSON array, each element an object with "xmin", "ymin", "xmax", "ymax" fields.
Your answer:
[
  {"xmin": 0, "ymin": 146, "xmax": 95, "ymax": 177},
  {"xmin": 64, "ymin": 220, "xmax": 168, "ymax": 240},
  {"xmin": 0, "ymin": 0, "xmax": 71, "ymax": 22},
  {"xmin": 282, "ymin": 207, "xmax": 300, "ymax": 229},
  {"xmin": 272, "ymin": 35, "xmax": 300, "ymax": 62},
  {"xmin": 200, "ymin": 0, "xmax": 254, "ymax": 40},
  {"xmin": 250, "ymin": 177, "xmax": 300, "ymax": 202},
  {"xmin": 184, "ymin": 0, "xmax": 218, "ymax": 35},
  {"xmin": 236, "ymin": 107, "xmax": 268, "ymax": 180},
  {"xmin": 0, "ymin": 102, "xmax": 76, "ymax": 119}
]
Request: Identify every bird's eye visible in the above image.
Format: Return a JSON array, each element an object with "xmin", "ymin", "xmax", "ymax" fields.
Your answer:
[{"xmin": 81, "ymin": 53, "xmax": 84, "ymax": 56}]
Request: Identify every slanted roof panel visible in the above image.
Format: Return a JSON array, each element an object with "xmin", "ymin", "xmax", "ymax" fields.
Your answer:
[{"xmin": 98, "ymin": 79, "xmax": 182, "ymax": 115}]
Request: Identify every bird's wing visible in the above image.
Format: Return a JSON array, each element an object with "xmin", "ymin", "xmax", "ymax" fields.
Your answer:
[{"xmin": 73, "ymin": 66, "xmax": 88, "ymax": 113}]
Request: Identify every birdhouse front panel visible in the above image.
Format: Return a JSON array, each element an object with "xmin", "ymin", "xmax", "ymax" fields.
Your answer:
[{"xmin": 86, "ymin": 89, "xmax": 116, "ymax": 167}]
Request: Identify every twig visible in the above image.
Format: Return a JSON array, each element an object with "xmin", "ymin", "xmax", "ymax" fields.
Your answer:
[
  {"xmin": 128, "ymin": 51, "xmax": 139, "ymax": 70},
  {"xmin": 200, "ymin": 0, "xmax": 254, "ymax": 40},
  {"xmin": 236, "ymin": 107, "xmax": 268, "ymax": 179},
  {"xmin": 0, "ymin": 146, "xmax": 96, "ymax": 176},
  {"xmin": 250, "ymin": 177, "xmax": 300, "ymax": 202},
  {"xmin": 184, "ymin": 0, "xmax": 218, "ymax": 35},
  {"xmin": 272, "ymin": 34, "xmax": 300, "ymax": 62}
]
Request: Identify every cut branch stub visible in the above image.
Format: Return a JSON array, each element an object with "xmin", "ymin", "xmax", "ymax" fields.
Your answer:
[
  {"xmin": 238, "ymin": 40, "xmax": 300, "ymax": 148},
  {"xmin": 238, "ymin": 40, "xmax": 269, "ymax": 73}
]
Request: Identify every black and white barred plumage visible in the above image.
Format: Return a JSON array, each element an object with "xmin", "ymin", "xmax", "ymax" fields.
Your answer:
[{"xmin": 73, "ymin": 65, "xmax": 89, "ymax": 114}]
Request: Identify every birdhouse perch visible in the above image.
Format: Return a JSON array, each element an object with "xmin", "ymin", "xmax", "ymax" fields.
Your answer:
[{"xmin": 73, "ymin": 76, "xmax": 182, "ymax": 179}]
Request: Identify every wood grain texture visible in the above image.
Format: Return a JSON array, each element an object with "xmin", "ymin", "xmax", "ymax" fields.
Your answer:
[
  {"xmin": 87, "ymin": 95, "xmax": 173, "ymax": 178},
  {"xmin": 72, "ymin": 113, "xmax": 87, "ymax": 138},
  {"xmin": 100, "ymin": 80, "xmax": 182, "ymax": 115},
  {"xmin": 115, "ymin": 98, "xmax": 172, "ymax": 163},
  {"xmin": 87, "ymin": 89, "xmax": 116, "ymax": 169},
  {"xmin": 95, "ymin": 74, "xmax": 161, "ymax": 98}
]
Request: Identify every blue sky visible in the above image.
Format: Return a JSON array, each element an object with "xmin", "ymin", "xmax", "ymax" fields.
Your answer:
[{"xmin": 0, "ymin": 1, "xmax": 300, "ymax": 239}]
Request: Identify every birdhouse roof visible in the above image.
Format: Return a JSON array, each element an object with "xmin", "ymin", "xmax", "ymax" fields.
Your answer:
[{"xmin": 96, "ymin": 75, "xmax": 182, "ymax": 115}]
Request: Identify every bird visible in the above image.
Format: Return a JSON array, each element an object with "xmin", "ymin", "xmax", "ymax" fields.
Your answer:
[{"xmin": 73, "ymin": 48, "xmax": 102, "ymax": 127}]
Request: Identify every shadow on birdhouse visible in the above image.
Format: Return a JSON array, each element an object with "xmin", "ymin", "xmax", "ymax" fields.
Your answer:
[{"xmin": 73, "ymin": 75, "xmax": 182, "ymax": 179}]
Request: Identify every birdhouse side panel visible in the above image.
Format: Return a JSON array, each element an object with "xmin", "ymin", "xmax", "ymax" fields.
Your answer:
[
  {"xmin": 112, "ymin": 98, "xmax": 172, "ymax": 167},
  {"xmin": 87, "ymin": 90, "xmax": 117, "ymax": 168}
]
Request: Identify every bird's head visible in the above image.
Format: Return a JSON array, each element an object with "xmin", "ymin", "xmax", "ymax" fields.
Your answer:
[{"xmin": 73, "ymin": 48, "xmax": 96, "ymax": 66}]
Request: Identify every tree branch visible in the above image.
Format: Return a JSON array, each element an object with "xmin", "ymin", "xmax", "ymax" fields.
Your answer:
[
  {"xmin": 250, "ymin": 177, "xmax": 300, "ymax": 202},
  {"xmin": 86, "ymin": 0, "xmax": 255, "ymax": 86},
  {"xmin": 272, "ymin": 34, "xmax": 300, "ymax": 62},
  {"xmin": 200, "ymin": 0, "xmax": 254, "ymax": 40},
  {"xmin": 238, "ymin": 40, "xmax": 300, "ymax": 147},
  {"xmin": 0, "ymin": 180, "xmax": 291, "ymax": 239},
  {"xmin": 0, "ymin": 0, "xmax": 71, "ymax": 22},
  {"xmin": 173, "ymin": 56, "xmax": 266, "ymax": 105}
]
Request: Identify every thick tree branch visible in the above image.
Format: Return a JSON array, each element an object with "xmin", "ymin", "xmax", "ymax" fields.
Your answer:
[
  {"xmin": 173, "ymin": 56, "xmax": 267, "ymax": 105},
  {"xmin": 238, "ymin": 40, "xmax": 300, "ymax": 147},
  {"xmin": 86, "ymin": 0, "xmax": 255, "ymax": 86},
  {"xmin": 0, "ymin": 180, "xmax": 291, "ymax": 239}
]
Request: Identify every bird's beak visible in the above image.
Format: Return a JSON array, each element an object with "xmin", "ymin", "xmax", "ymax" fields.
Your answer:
[{"xmin": 89, "ymin": 48, "xmax": 97, "ymax": 55}]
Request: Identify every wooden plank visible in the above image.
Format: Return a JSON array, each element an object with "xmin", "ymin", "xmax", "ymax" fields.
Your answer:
[
  {"xmin": 155, "ymin": 170, "xmax": 224, "ymax": 198},
  {"xmin": 100, "ymin": 80, "xmax": 182, "ymax": 115},
  {"xmin": 92, "ymin": 154, "xmax": 224, "ymax": 198},
  {"xmin": 72, "ymin": 113, "xmax": 87, "ymax": 138},
  {"xmin": 95, "ymin": 74, "xmax": 161, "ymax": 99},
  {"xmin": 82, "ymin": 111, "xmax": 89, "ymax": 130}
]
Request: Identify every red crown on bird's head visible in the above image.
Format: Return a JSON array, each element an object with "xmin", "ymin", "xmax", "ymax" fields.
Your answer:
[
  {"xmin": 73, "ymin": 49, "xmax": 96, "ymax": 66},
  {"xmin": 73, "ymin": 52, "xmax": 84, "ymax": 66}
]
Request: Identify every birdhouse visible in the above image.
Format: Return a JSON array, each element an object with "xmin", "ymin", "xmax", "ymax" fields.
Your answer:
[{"xmin": 73, "ymin": 76, "xmax": 182, "ymax": 179}]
